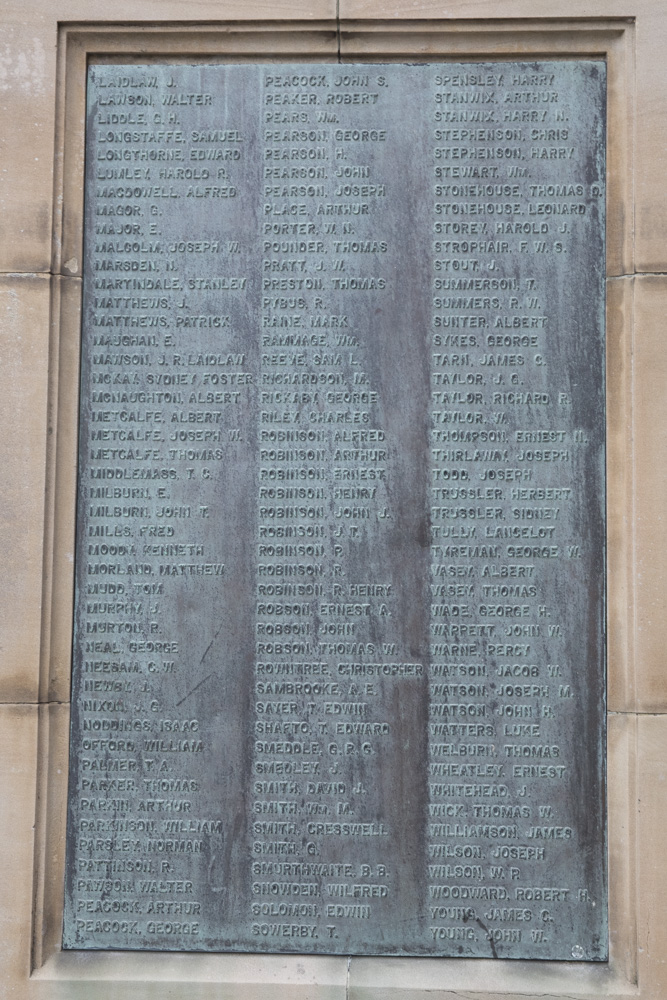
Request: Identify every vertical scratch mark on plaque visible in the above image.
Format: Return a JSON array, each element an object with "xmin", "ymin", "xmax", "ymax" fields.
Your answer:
[
  {"xmin": 474, "ymin": 917, "xmax": 497, "ymax": 960},
  {"xmin": 199, "ymin": 622, "xmax": 224, "ymax": 666},
  {"xmin": 175, "ymin": 673, "xmax": 213, "ymax": 707},
  {"xmin": 174, "ymin": 620, "xmax": 224, "ymax": 704}
]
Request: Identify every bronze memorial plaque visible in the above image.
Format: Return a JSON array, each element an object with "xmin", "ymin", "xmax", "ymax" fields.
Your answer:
[{"xmin": 64, "ymin": 62, "xmax": 607, "ymax": 959}]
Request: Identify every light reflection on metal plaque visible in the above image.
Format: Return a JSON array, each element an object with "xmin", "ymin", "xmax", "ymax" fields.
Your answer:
[{"xmin": 64, "ymin": 62, "xmax": 606, "ymax": 959}]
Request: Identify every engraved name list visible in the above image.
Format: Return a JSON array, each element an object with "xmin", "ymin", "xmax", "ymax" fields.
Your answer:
[{"xmin": 64, "ymin": 61, "xmax": 607, "ymax": 961}]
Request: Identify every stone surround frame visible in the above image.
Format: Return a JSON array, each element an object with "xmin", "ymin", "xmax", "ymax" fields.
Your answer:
[{"xmin": 0, "ymin": 14, "xmax": 653, "ymax": 1000}]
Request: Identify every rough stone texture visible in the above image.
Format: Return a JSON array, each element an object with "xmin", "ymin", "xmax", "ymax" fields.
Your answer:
[
  {"xmin": 40, "ymin": 276, "xmax": 83, "ymax": 704},
  {"xmin": 605, "ymin": 276, "xmax": 634, "ymax": 714},
  {"xmin": 637, "ymin": 714, "xmax": 667, "ymax": 1000},
  {"xmin": 633, "ymin": 276, "xmax": 667, "ymax": 711},
  {"xmin": 0, "ymin": 275, "xmax": 50, "ymax": 702},
  {"xmin": 0, "ymin": 705, "xmax": 38, "ymax": 994}
]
